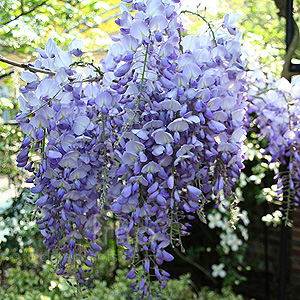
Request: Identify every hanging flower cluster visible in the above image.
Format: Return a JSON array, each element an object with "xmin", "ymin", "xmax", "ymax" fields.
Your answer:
[
  {"xmin": 249, "ymin": 71, "xmax": 300, "ymax": 220},
  {"xmin": 15, "ymin": 0, "xmax": 248, "ymax": 298},
  {"xmin": 15, "ymin": 38, "xmax": 111, "ymax": 284}
]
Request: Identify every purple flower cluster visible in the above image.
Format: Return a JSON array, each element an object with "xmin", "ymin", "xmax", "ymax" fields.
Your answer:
[
  {"xmin": 16, "ymin": 0, "xmax": 247, "ymax": 297},
  {"xmin": 16, "ymin": 38, "xmax": 109, "ymax": 283},
  {"xmin": 249, "ymin": 72, "xmax": 300, "ymax": 217},
  {"xmin": 103, "ymin": 0, "xmax": 246, "ymax": 296}
]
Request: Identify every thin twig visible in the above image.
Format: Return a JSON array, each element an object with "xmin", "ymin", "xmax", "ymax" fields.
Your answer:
[
  {"xmin": 1, "ymin": 121, "xmax": 18, "ymax": 126},
  {"xmin": 173, "ymin": 248, "xmax": 217, "ymax": 284},
  {"xmin": 0, "ymin": 55, "xmax": 55, "ymax": 76},
  {"xmin": 1, "ymin": 0, "xmax": 48, "ymax": 26},
  {"xmin": 17, "ymin": 75, "xmax": 103, "ymax": 122},
  {"xmin": 0, "ymin": 70, "xmax": 14, "ymax": 79},
  {"xmin": 181, "ymin": 10, "xmax": 217, "ymax": 46}
]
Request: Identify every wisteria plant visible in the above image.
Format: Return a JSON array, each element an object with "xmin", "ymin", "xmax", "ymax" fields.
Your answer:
[{"xmin": 11, "ymin": 0, "xmax": 299, "ymax": 298}]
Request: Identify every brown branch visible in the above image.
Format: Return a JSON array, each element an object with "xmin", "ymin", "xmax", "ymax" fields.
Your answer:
[
  {"xmin": 0, "ymin": 55, "xmax": 55, "ymax": 76},
  {"xmin": 281, "ymin": 20, "xmax": 299, "ymax": 80},
  {"xmin": 1, "ymin": 0, "xmax": 48, "ymax": 26},
  {"xmin": 1, "ymin": 121, "xmax": 18, "ymax": 126},
  {"xmin": 0, "ymin": 70, "xmax": 14, "ymax": 79},
  {"xmin": 274, "ymin": 0, "xmax": 287, "ymax": 18}
]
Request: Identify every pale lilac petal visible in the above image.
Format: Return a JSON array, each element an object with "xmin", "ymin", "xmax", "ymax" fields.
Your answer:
[
  {"xmin": 122, "ymin": 152, "xmax": 139, "ymax": 166},
  {"xmin": 121, "ymin": 35, "xmax": 139, "ymax": 51},
  {"xmin": 154, "ymin": 130, "xmax": 174, "ymax": 145},
  {"xmin": 21, "ymin": 71, "xmax": 39, "ymax": 83},
  {"xmin": 152, "ymin": 145, "xmax": 165, "ymax": 156},
  {"xmin": 141, "ymin": 162, "xmax": 161, "ymax": 173},
  {"xmin": 160, "ymin": 99, "xmax": 181, "ymax": 112},
  {"xmin": 146, "ymin": 0, "xmax": 165, "ymax": 17},
  {"xmin": 95, "ymin": 91, "xmax": 113, "ymax": 107},
  {"xmin": 125, "ymin": 140, "xmax": 145, "ymax": 154},
  {"xmin": 69, "ymin": 168, "xmax": 87, "ymax": 180},
  {"xmin": 167, "ymin": 118, "xmax": 189, "ymax": 132},
  {"xmin": 48, "ymin": 150, "xmax": 62, "ymax": 159},
  {"xmin": 149, "ymin": 15, "xmax": 168, "ymax": 31},
  {"xmin": 73, "ymin": 116, "xmax": 90, "ymax": 135},
  {"xmin": 130, "ymin": 21, "xmax": 149, "ymax": 41}
]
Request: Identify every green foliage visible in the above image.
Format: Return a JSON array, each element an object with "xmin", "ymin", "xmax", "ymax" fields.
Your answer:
[
  {"xmin": 185, "ymin": 0, "xmax": 287, "ymax": 74},
  {"xmin": 0, "ymin": 262, "xmax": 75, "ymax": 300},
  {"xmin": 198, "ymin": 286, "xmax": 255, "ymax": 300},
  {"xmin": 0, "ymin": 190, "xmax": 42, "ymax": 269},
  {"xmin": 0, "ymin": 263, "xmax": 254, "ymax": 300},
  {"xmin": 218, "ymin": 0, "xmax": 285, "ymax": 74},
  {"xmin": 0, "ymin": 0, "xmax": 121, "ymax": 55},
  {"xmin": 89, "ymin": 270, "xmax": 195, "ymax": 300},
  {"xmin": 0, "ymin": 96, "xmax": 24, "ymax": 182}
]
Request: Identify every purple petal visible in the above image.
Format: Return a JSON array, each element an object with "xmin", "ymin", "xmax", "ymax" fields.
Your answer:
[
  {"xmin": 162, "ymin": 250, "xmax": 174, "ymax": 262},
  {"xmin": 157, "ymin": 194, "xmax": 166, "ymax": 206},
  {"xmin": 90, "ymin": 242, "xmax": 102, "ymax": 252},
  {"xmin": 122, "ymin": 185, "xmax": 132, "ymax": 198},
  {"xmin": 31, "ymin": 185, "xmax": 44, "ymax": 194},
  {"xmin": 144, "ymin": 258, "xmax": 150, "ymax": 273},
  {"xmin": 48, "ymin": 150, "xmax": 62, "ymax": 159},
  {"xmin": 167, "ymin": 175, "xmax": 174, "ymax": 189},
  {"xmin": 85, "ymin": 259, "xmax": 93, "ymax": 267},
  {"xmin": 35, "ymin": 195, "xmax": 48, "ymax": 206},
  {"xmin": 187, "ymin": 185, "xmax": 201, "ymax": 197},
  {"xmin": 73, "ymin": 115, "xmax": 90, "ymax": 135},
  {"xmin": 147, "ymin": 182, "xmax": 158, "ymax": 194},
  {"xmin": 114, "ymin": 62, "xmax": 131, "ymax": 77},
  {"xmin": 126, "ymin": 267, "xmax": 136, "ymax": 279}
]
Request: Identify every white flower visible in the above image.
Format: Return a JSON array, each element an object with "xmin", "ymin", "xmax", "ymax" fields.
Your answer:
[
  {"xmin": 0, "ymin": 228, "xmax": 9, "ymax": 243},
  {"xmin": 218, "ymin": 199, "xmax": 230, "ymax": 213},
  {"xmin": 239, "ymin": 226, "xmax": 249, "ymax": 241},
  {"xmin": 228, "ymin": 234, "xmax": 243, "ymax": 251},
  {"xmin": 239, "ymin": 210, "xmax": 250, "ymax": 226},
  {"xmin": 221, "ymin": 217, "xmax": 230, "ymax": 231},
  {"xmin": 220, "ymin": 232, "xmax": 243, "ymax": 252},
  {"xmin": 220, "ymin": 233, "xmax": 230, "ymax": 254},
  {"xmin": 207, "ymin": 211, "xmax": 223, "ymax": 229},
  {"xmin": 212, "ymin": 263, "xmax": 227, "ymax": 278}
]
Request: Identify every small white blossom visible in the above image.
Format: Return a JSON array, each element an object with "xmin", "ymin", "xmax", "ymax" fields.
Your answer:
[
  {"xmin": 229, "ymin": 234, "xmax": 243, "ymax": 251},
  {"xmin": 220, "ymin": 232, "xmax": 243, "ymax": 252},
  {"xmin": 207, "ymin": 211, "xmax": 223, "ymax": 229},
  {"xmin": 239, "ymin": 210, "xmax": 250, "ymax": 226},
  {"xmin": 212, "ymin": 263, "xmax": 227, "ymax": 278},
  {"xmin": 239, "ymin": 226, "xmax": 249, "ymax": 241}
]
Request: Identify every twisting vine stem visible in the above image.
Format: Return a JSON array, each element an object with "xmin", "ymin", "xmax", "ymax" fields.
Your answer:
[{"xmin": 180, "ymin": 10, "xmax": 217, "ymax": 46}]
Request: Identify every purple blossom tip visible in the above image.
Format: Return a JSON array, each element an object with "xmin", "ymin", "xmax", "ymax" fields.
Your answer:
[{"xmin": 114, "ymin": 62, "xmax": 131, "ymax": 77}]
